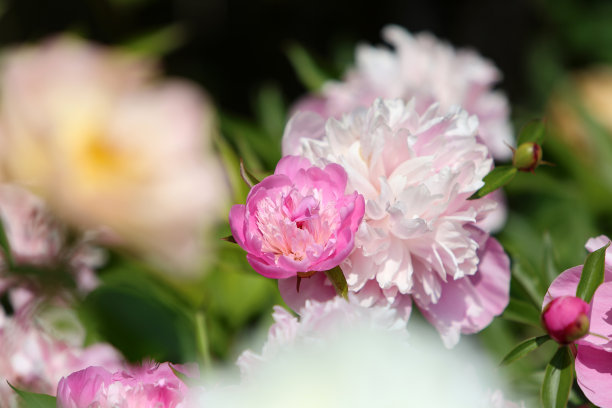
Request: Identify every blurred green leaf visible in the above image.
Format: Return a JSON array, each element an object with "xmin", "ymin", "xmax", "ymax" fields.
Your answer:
[
  {"xmin": 324, "ymin": 267, "xmax": 348, "ymax": 299},
  {"xmin": 121, "ymin": 25, "xmax": 185, "ymax": 57},
  {"xmin": 542, "ymin": 232, "xmax": 560, "ymax": 286},
  {"xmin": 0, "ymin": 215, "xmax": 13, "ymax": 267},
  {"xmin": 469, "ymin": 166, "xmax": 517, "ymax": 200},
  {"xmin": 285, "ymin": 42, "xmax": 333, "ymax": 92},
  {"xmin": 500, "ymin": 335, "xmax": 551, "ymax": 366},
  {"xmin": 518, "ymin": 119, "xmax": 546, "ymax": 145},
  {"xmin": 254, "ymin": 83, "xmax": 286, "ymax": 142},
  {"xmin": 541, "ymin": 346, "xmax": 574, "ymax": 408},
  {"xmin": 8, "ymin": 384, "xmax": 56, "ymax": 408},
  {"xmin": 502, "ymin": 297, "xmax": 543, "ymax": 328},
  {"xmin": 510, "ymin": 252, "xmax": 547, "ymax": 308},
  {"xmin": 576, "ymin": 241, "xmax": 610, "ymax": 303},
  {"xmin": 240, "ymin": 159, "xmax": 261, "ymax": 188}
]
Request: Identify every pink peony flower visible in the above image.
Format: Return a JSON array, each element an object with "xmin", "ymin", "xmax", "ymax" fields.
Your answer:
[
  {"xmin": 0, "ymin": 37, "xmax": 228, "ymax": 273},
  {"xmin": 289, "ymin": 25, "xmax": 514, "ymax": 160},
  {"xmin": 543, "ymin": 235, "xmax": 612, "ymax": 408},
  {"xmin": 0, "ymin": 300, "xmax": 122, "ymax": 407},
  {"xmin": 229, "ymin": 155, "xmax": 364, "ymax": 279},
  {"xmin": 280, "ymin": 99, "xmax": 510, "ymax": 347},
  {"xmin": 541, "ymin": 296, "xmax": 590, "ymax": 344},
  {"xmin": 57, "ymin": 361, "xmax": 196, "ymax": 408}
]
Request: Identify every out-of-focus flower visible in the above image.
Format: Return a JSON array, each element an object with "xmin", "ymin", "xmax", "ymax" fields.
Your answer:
[
  {"xmin": 229, "ymin": 155, "xmax": 364, "ymax": 279},
  {"xmin": 57, "ymin": 361, "xmax": 196, "ymax": 408},
  {"xmin": 0, "ymin": 184, "xmax": 102, "ymax": 296},
  {"xmin": 541, "ymin": 296, "xmax": 590, "ymax": 344},
  {"xmin": 237, "ymin": 297, "xmax": 405, "ymax": 377},
  {"xmin": 0, "ymin": 37, "xmax": 228, "ymax": 273},
  {"xmin": 0, "ymin": 299, "xmax": 122, "ymax": 408},
  {"xmin": 543, "ymin": 235, "xmax": 612, "ymax": 408},
  {"xmin": 290, "ymin": 25, "xmax": 514, "ymax": 160},
  {"xmin": 280, "ymin": 99, "xmax": 511, "ymax": 347},
  {"xmin": 200, "ymin": 298, "xmax": 517, "ymax": 407}
]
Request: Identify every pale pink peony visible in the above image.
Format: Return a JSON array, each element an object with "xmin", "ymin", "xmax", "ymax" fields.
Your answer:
[
  {"xmin": 0, "ymin": 300, "xmax": 122, "ymax": 408},
  {"xmin": 237, "ymin": 297, "xmax": 405, "ymax": 377},
  {"xmin": 543, "ymin": 235, "xmax": 612, "ymax": 408},
  {"xmin": 57, "ymin": 361, "xmax": 196, "ymax": 408},
  {"xmin": 290, "ymin": 25, "xmax": 514, "ymax": 160},
  {"xmin": 0, "ymin": 37, "xmax": 228, "ymax": 273},
  {"xmin": 541, "ymin": 296, "xmax": 590, "ymax": 344},
  {"xmin": 280, "ymin": 99, "xmax": 510, "ymax": 347},
  {"xmin": 229, "ymin": 155, "xmax": 364, "ymax": 279},
  {"xmin": 0, "ymin": 184, "xmax": 102, "ymax": 296}
]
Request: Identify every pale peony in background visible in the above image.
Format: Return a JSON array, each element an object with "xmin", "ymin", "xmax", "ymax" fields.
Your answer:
[
  {"xmin": 0, "ymin": 37, "xmax": 229, "ymax": 274},
  {"xmin": 281, "ymin": 98, "xmax": 510, "ymax": 347}
]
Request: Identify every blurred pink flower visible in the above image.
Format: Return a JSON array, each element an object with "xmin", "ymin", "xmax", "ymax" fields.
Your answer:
[
  {"xmin": 237, "ymin": 298, "xmax": 404, "ymax": 378},
  {"xmin": 280, "ymin": 99, "xmax": 510, "ymax": 347},
  {"xmin": 541, "ymin": 296, "xmax": 590, "ymax": 344},
  {"xmin": 229, "ymin": 155, "xmax": 364, "ymax": 279},
  {"xmin": 290, "ymin": 25, "xmax": 513, "ymax": 160},
  {"xmin": 543, "ymin": 235, "xmax": 612, "ymax": 408},
  {"xmin": 0, "ymin": 299, "xmax": 122, "ymax": 407},
  {"xmin": 0, "ymin": 37, "xmax": 228, "ymax": 273},
  {"xmin": 57, "ymin": 361, "xmax": 196, "ymax": 408},
  {"xmin": 0, "ymin": 184, "xmax": 102, "ymax": 296}
]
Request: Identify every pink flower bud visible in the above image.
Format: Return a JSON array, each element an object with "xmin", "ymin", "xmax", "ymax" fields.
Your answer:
[
  {"xmin": 541, "ymin": 296, "xmax": 590, "ymax": 344},
  {"xmin": 512, "ymin": 142, "xmax": 542, "ymax": 172}
]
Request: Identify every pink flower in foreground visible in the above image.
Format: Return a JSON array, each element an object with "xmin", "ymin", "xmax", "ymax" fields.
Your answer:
[
  {"xmin": 0, "ymin": 300, "xmax": 122, "ymax": 407},
  {"xmin": 280, "ymin": 99, "xmax": 511, "ymax": 347},
  {"xmin": 57, "ymin": 361, "xmax": 196, "ymax": 408},
  {"xmin": 289, "ymin": 25, "xmax": 514, "ymax": 160},
  {"xmin": 0, "ymin": 37, "xmax": 228, "ymax": 273},
  {"xmin": 229, "ymin": 155, "xmax": 364, "ymax": 279},
  {"xmin": 543, "ymin": 235, "xmax": 612, "ymax": 408},
  {"xmin": 541, "ymin": 296, "xmax": 590, "ymax": 344}
]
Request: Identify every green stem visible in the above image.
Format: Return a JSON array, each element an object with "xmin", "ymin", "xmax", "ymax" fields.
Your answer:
[{"xmin": 194, "ymin": 311, "xmax": 211, "ymax": 371}]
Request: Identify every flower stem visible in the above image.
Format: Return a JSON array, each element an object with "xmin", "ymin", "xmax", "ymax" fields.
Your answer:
[{"xmin": 194, "ymin": 310, "xmax": 211, "ymax": 371}]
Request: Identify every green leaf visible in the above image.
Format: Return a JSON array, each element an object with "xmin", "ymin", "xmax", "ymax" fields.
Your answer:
[
  {"xmin": 502, "ymin": 297, "xmax": 543, "ymax": 327},
  {"xmin": 518, "ymin": 119, "xmax": 546, "ymax": 145},
  {"xmin": 469, "ymin": 166, "xmax": 517, "ymax": 200},
  {"xmin": 254, "ymin": 83, "xmax": 286, "ymax": 142},
  {"xmin": 0, "ymin": 215, "xmax": 13, "ymax": 267},
  {"xmin": 542, "ymin": 232, "xmax": 560, "ymax": 286},
  {"xmin": 240, "ymin": 159, "xmax": 261, "ymax": 188},
  {"xmin": 8, "ymin": 383, "xmax": 56, "ymax": 408},
  {"xmin": 500, "ymin": 335, "xmax": 551, "ymax": 366},
  {"xmin": 576, "ymin": 241, "xmax": 610, "ymax": 303},
  {"xmin": 324, "ymin": 266, "xmax": 348, "ymax": 299},
  {"xmin": 121, "ymin": 25, "xmax": 185, "ymax": 57},
  {"xmin": 285, "ymin": 43, "xmax": 332, "ymax": 92},
  {"xmin": 541, "ymin": 346, "xmax": 575, "ymax": 408}
]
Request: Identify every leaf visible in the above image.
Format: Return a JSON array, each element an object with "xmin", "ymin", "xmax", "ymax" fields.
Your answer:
[
  {"xmin": 500, "ymin": 335, "xmax": 551, "ymax": 366},
  {"xmin": 0, "ymin": 215, "xmax": 13, "ymax": 267},
  {"xmin": 285, "ymin": 43, "xmax": 332, "ymax": 92},
  {"xmin": 8, "ymin": 383, "xmax": 56, "ymax": 408},
  {"xmin": 576, "ymin": 241, "xmax": 610, "ymax": 303},
  {"xmin": 502, "ymin": 297, "xmax": 543, "ymax": 327},
  {"xmin": 469, "ymin": 166, "xmax": 517, "ymax": 200},
  {"xmin": 254, "ymin": 83, "xmax": 286, "ymax": 141},
  {"xmin": 542, "ymin": 231, "xmax": 560, "ymax": 286},
  {"xmin": 324, "ymin": 267, "xmax": 348, "ymax": 299},
  {"xmin": 121, "ymin": 25, "xmax": 185, "ymax": 57},
  {"xmin": 240, "ymin": 159, "xmax": 261, "ymax": 188},
  {"xmin": 518, "ymin": 119, "xmax": 546, "ymax": 145},
  {"xmin": 541, "ymin": 346, "xmax": 575, "ymax": 408}
]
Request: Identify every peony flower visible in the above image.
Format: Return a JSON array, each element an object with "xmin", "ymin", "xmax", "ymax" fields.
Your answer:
[
  {"xmin": 280, "ymin": 99, "xmax": 511, "ymax": 347},
  {"xmin": 200, "ymin": 298, "xmax": 518, "ymax": 407},
  {"xmin": 229, "ymin": 155, "xmax": 364, "ymax": 279},
  {"xmin": 0, "ymin": 37, "xmax": 228, "ymax": 273},
  {"xmin": 0, "ymin": 299, "xmax": 122, "ymax": 408},
  {"xmin": 0, "ymin": 184, "xmax": 102, "ymax": 296},
  {"xmin": 237, "ymin": 297, "xmax": 405, "ymax": 377},
  {"xmin": 57, "ymin": 361, "xmax": 196, "ymax": 408},
  {"xmin": 543, "ymin": 235, "xmax": 612, "ymax": 408},
  {"xmin": 541, "ymin": 296, "xmax": 590, "ymax": 344},
  {"xmin": 289, "ymin": 25, "xmax": 514, "ymax": 160}
]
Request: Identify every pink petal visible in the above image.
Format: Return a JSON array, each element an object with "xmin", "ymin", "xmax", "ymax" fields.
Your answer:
[
  {"xmin": 578, "ymin": 282, "xmax": 612, "ymax": 350},
  {"xmin": 278, "ymin": 272, "xmax": 337, "ymax": 312},
  {"xmin": 576, "ymin": 345, "xmax": 612, "ymax": 408},
  {"xmin": 274, "ymin": 155, "xmax": 313, "ymax": 179},
  {"xmin": 281, "ymin": 111, "xmax": 327, "ymax": 156},
  {"xmin": 543, "ymin": 266, "xmax": 583, "ymax": 308}
]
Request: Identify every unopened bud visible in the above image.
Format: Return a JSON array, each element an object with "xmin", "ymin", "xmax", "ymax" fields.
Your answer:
[
  {"xmin": 541, "ymin": 296, "xmax": 590, "ymax": 344},
  {"xmin": 513, "ymin": 142, "xmax": 542, "ymax": 172}
]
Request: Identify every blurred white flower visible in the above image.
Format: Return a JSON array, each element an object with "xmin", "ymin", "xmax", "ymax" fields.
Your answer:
[{"xmin": 0, "ymin": 37, "xmax": 229, "ymax": 273}]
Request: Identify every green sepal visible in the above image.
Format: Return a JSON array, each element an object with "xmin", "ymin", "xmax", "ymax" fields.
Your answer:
[
  {"xmin": 576, "ymin": 241, "xmax": 610, "ymax": 303},
  {"xmin": 8, "ymin": 383, "xmax": 56, "ymax": 408},
  {"xmin": 500, "ymin": 335, "xmax": 551, "ymax": 366},
  {"xmin": 469, "ymin": 166, "xmax": 517, "ymax": 200},
  {"xmin": 324, "ymin": 266, "xmax": 348, "ymax": 299},
  {"xmin": 541, "ymin": 346, "xmax": 575, "ymax": 408}
]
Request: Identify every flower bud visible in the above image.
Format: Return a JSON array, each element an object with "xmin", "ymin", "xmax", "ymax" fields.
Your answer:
[
  {"xmin": 512, "ymin": 142, "xmax": 542, "ymax": 172},
  {"xmin": 541, "ymin": 296, "xmax": 590, "ymax": 344}
]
